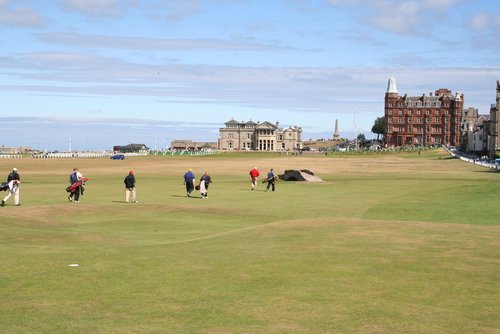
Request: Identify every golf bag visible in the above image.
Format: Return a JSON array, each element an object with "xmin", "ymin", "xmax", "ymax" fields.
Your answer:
[
  {"xmin": 0, "ymin": 181, "xmax": 9, "ymax": 191},
  {"xmin": 66, "ymin": 177, "xmax": 89, "ymax": 194}
]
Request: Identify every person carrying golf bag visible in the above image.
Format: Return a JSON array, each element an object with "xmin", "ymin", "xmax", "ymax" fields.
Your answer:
[
  {"xmin": 1, "ymin": 167, "xmax": 21, "ymax": 207},
  {"xmin": 67, "ymin": 168, "xmax": 87, "ymax": 203}
]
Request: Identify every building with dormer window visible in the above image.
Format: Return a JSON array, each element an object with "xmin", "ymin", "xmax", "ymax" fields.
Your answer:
[
  {"xmin": 218, "ymin": 119, "xmax": 302, "ymax": 151},
  {"xmin": 384, "ymin": 77, "xmax": 463, "ymax": 147}
]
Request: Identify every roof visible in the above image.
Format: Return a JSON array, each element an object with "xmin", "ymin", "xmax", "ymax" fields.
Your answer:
[
  {"xmin": 224, "ymin": 119, "xmax": 240, "ymax": 125},
  {"xmin": 256, "ymin": 121, "xmax": 279, "ymax": 129},
  {"xmin": 121, "ymin": 143, "xmax": 148, "ymax": 150}
]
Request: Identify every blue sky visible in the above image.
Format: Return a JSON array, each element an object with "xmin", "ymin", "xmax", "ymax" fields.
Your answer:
[{"xmin": 1, "ymin": 0, "xmax": 499, "ymax": 150}]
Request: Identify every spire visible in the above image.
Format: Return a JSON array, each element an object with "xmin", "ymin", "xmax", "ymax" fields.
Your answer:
[
  {"xmin": 333, "ymin": 119, "xmax": 340, "ymax": 140},
  {"xmin": 387, "ymin": 77, "xmax": 398, "ymax": 94}
]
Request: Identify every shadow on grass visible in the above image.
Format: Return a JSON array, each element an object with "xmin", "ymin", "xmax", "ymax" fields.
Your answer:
[
  {"xmin": 171, "ymin": 194, "xmax": 205, "ymax": 198},
  {"xmin": 472, "ymin": 169, "xmax": 500, "ymax": 173}
]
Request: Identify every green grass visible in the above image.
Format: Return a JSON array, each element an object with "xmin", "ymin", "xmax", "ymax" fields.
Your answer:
[{"xmin": 0, "ymin": 151, "xmax": 499, "ymax": 333}]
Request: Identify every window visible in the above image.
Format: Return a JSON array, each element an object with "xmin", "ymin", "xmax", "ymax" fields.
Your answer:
[
  {"xmin": 417, "ymin": 110, "xmax": 422, "ymax": 115},
  {"xmin": 408, "ymin": 117, "xmax": 413, "ymax": 122},
  {"xmin": 435, "ymin": 110, "xmax": 440, "ymax": 115},
  {"xmin": 228, "ymin": 133, "xmax": 234, "ymax": 139},
  {"xmin": 398, "ymin": 110, "xmax": 403, "ymax": 115}
]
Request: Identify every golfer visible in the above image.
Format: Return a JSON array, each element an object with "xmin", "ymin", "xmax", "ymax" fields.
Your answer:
[
  {"xmin": 68, "ymin": 168, "xmax": 84, "ymax": 203},
  {"xmin": 249, "ymin": 167, "xmax": 260, "ymax": 190},
  {"xmin": 199, "ymin": 172, "xmax": 212, "ymax": 198},
  {"xmin": 124, "ymin": 170, "xmax": 137, "ymax": 203},
  {"xmin": 266, "ymin": 168, "xmax": 277, "ymax": 192},
  {"xmin": 184, "ymin": 169, "xmax": 196, "ymax": 197},
  {"xmin": 1, "ymin": 167, "xmax": 21, "ymax": 206}
]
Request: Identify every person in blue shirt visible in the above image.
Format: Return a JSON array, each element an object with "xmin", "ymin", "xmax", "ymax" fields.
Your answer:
[
  {"xmin": 266, "ymin": 168, "xmax": 277, "ymax": 192},
  {"xmin": 183, "ymin": 169, "xmax": 196, "ymax": 197}
]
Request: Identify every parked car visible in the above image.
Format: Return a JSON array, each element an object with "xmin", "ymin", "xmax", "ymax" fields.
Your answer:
[{"xmin": 110, "ymin": 154, "xmax": 125, "ymax": 160}]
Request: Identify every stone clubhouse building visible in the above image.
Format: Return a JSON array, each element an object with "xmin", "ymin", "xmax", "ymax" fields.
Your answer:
[{"xmin": 218, "ymin": 119, "xmax": 303, "ymax": 151}]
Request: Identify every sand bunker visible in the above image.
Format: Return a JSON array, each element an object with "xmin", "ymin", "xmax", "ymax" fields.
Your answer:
[{"xmin": 278, "ymin": 169, "xmax": 324, "ymax": 182}]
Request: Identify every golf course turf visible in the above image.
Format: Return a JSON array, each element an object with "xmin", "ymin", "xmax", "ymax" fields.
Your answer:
[{"xmin": 1, "ymin": 149, "xmax": 499, "ymax": 333}]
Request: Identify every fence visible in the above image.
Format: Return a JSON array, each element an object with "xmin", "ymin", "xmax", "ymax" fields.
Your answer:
[
  {"xmin": 0, "ymin": 154, "xmax": 23, "ymax": 159},
  {"xmin": 150, "ymin": 150, "xmax": 220, "ymax": 156},
  {"xmin": 31, "ymin": 152, "xmax": 148, "ymax": 159},
  {"xmin": 442, "ymin": 145, "xmax": 500, "ymax": 171}
]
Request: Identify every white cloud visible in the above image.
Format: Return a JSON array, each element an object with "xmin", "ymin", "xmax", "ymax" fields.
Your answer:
[
  {"xmin": 327, "ymin": 0, "xmax": 460, "ymax": 35},
  {"xmin": 470, "ymin": 13, "xmax": 489, "ymax": 31},
  {"xmin": 2, "ymin": 50, "xmax": 499, "ymax": 117},
  {"xmin": 0, "ymin": 1, "xmax": 44, "ymax": 27},
  {"xmin": 421, "ymin": 0, "xmax": 460, "ymax": 10},
  {"xmin": 370, "ymin": 1, "xmax": 421, "ymax": 34},
  {"xmin": 59, "ymin": 0, "xmax": 121, "ymax": 16},
  {"xmin": 35, "ymin": 32, "xmax": 290, "ymax": 51}
]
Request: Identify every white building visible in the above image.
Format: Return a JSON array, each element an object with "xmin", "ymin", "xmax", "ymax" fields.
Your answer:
[{"xmin": 218, "ymin": 119, "xmax": 302, "ymax": 151}]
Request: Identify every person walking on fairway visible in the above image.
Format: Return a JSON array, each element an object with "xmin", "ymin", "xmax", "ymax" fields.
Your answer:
[
  {"xmin": 199, "ymin": 172, "xmax": 212, "ymax": 198},
  {"xmin": 1, "ymin": 167, "xmax": 21, "ymax": 206},
  {"xmin": 266, "ymin": 168, "xmax": 277, "ymax": 192},
  {"xmin": 184, "ymin": 169, "xmax": 196, "ymax": 197},
  {"xmin": 68, "ymin": 168, "xmax": 84, "ymax": 203},
  {"xmin": 124, "ymin": 170, "xmax": 137, "ymax": 203},
  {"xmin": 249, "ymin": 167, "xmax": 260, "ymax": 190}
]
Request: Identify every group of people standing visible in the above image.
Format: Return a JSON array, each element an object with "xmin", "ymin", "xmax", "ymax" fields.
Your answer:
[
  {"xmin": 67, "ymin": 168, "xmax": 137, "ymax": 204},
  {"xmin": 1, "ymin": 165, "xmax": 278, "ymax": 207},
  {"xmin": 249, "ymin": 167, "xmax": 278, "ymax": 192},
  {"xmin": 183, "ymin": 169, "xmax": 212, "ymax": 198}
]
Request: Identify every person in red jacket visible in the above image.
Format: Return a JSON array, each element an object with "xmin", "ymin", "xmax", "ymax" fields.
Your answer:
[{"xmin": 249, "ymin": 167, "xmax": 260, "ymax": 190}]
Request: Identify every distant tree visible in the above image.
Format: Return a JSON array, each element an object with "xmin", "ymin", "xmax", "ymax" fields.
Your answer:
[
  {"xmin": 357, "ymin": 134, "xmax": 366, "ymax": 147},
  {"xmin": 371, "ymin": 116, "xmax": 385, "ymax": 140}
]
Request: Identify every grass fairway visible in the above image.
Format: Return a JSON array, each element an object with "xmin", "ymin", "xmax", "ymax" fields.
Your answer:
[{"xmin": 0, "ymin": 150, "xmax": 499, "ymax": 333}]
